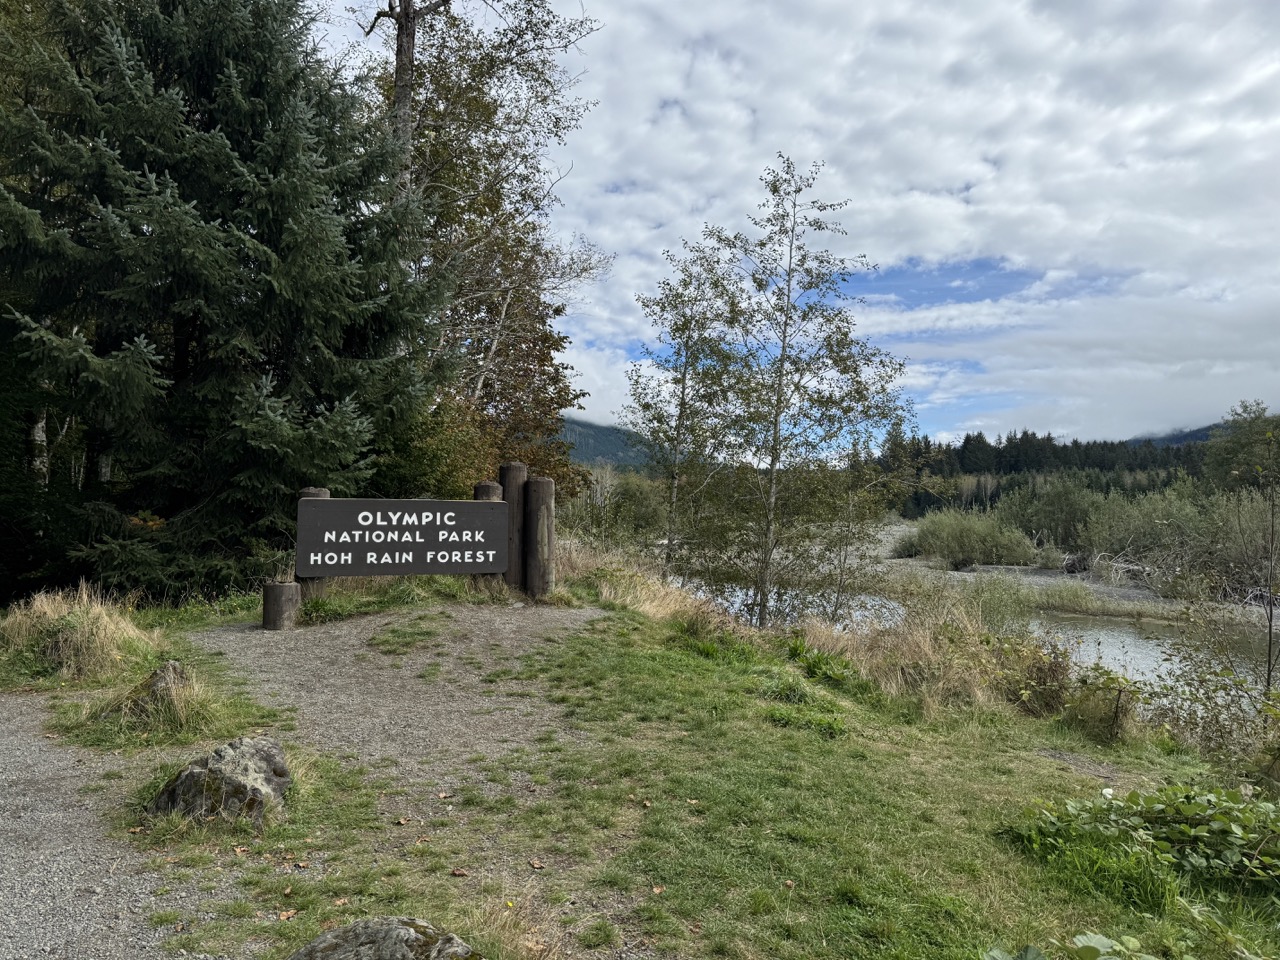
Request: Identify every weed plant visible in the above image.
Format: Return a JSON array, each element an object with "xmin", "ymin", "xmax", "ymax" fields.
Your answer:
[{"xmin": 1017, "ymin": 785, "xmax": 1280, "ymax": 887}]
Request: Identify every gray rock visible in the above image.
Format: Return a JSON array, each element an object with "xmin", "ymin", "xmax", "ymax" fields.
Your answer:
[
  {"xmin": 146, "ymin": 736, "xmax": 290, "ymax": 827},
  {"xmin": 285, "ymin": 917, "xmax": 479, "ymax": 959}
]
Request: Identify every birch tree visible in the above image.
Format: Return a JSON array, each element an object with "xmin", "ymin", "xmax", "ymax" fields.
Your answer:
[
  {"xmin": 627, "ymin": 156, "xmax": 909, "ymax": 626},
  {"xmin": 622, "ymin": 242, "xmax": 739, "ymax": 578}
]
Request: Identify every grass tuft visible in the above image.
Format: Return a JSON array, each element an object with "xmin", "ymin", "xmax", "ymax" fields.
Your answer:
[
  {"xmin": 0, "ymin": 582, "xmax": 165, "ymax": 684},
  {"xmin": 53, "ymin": 658, "xmax": 279, "ymax": 750}
]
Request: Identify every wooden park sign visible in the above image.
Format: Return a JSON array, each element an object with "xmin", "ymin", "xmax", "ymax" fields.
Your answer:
[
  {"xmin": 263, "ymin": 463, "xmax": 556, "ymax": 630},
  {"xmin": 295, "ymin": 498, "xmax": 507, "ymax": 577}
]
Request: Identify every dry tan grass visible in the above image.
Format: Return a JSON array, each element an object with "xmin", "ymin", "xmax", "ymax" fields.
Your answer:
[
  {"xmin": 801, "ymin": 613, "xmax": 1006, "ymax": 711},
  {"xmin": 799, "ymin": 577, "xmax": 1071, "ymax": 716},
  {"xmin": 455, "ymin": 883, "xmax": 569, "ymax": 960},
  {"xmin": 554, "ymin": 538, "xmax": 655, "ymax": 583},
  {"xmin": 0, "ymin": 582, "xmax": 164, "ymax": 679}
]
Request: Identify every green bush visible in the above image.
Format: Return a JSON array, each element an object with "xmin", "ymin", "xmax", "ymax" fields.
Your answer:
[
  {"xmin": 998, "ymin": 478, "xmax": 1106, "ymax": 552},
  {"xmin": 1062, "ymin": 665, "xmax": 1143, "ymax": 744},
  {"xmin": 1018, "ymin": 785, "xmax": 1280, "ymax": 887},
  {"xmin": 894, "ymin": 510, "xmax": 1037, "ymax": 570},
  {"xmin": 1081, "ymin": 484, "xmax": 1213, "ymax": 598}
]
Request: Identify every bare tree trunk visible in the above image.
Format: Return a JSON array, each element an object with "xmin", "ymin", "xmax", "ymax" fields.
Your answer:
[
  {"xmin": 469, "ymin": 288, "xmax": 515, "ymax": 401},
  {"xmin": 30, "ymin": 411, "xmax": 48, "ymax": 487},
  {"xmin": 392, "ymin": 0, "xmax": 417, "ymax": 182},
  {"xmin": 755, "ymin": 193, "xmax": 800, "ymax": 629},
  {"xmin": 365, "ymin": 0, "xmax": 452, "ymax": 193}
]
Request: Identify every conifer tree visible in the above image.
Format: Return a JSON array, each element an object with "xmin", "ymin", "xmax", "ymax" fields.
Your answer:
[{"xmin": 0, "ymin": 0, "xmax": 444, "ymax": 596}]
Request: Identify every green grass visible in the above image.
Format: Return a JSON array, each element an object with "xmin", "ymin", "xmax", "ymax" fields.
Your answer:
[
  {"xmin": 130, "ymin": 590, "xmax": 262, "ymax": 631},
  {"xmin": 298, "ymin": 575, "xmax": 502, "ymax": 625},
  {"xmin": 26, "ymin": 569, "xmax": 1262, "ymax": 959},
  {"xmin": 367, "ymin": 619, "xmax": 441, "ymax": 655}
]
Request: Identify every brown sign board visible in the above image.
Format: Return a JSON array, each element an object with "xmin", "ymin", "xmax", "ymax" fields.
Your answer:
[{"xmin": 295, "ymin": 498, "xmax": 508, "ymax": 578}]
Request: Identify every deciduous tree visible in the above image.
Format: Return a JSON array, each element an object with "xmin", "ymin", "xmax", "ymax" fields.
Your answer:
[
  {"xmin": 627, "ymin": 156, "xmax": 909, "ymax": 626},
  {"xmin": 376, "ymin": 0, "xmax": 605, "ymax": 496}
]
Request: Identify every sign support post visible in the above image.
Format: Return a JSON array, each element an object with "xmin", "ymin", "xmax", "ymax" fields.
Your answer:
[{"xmin": 297, "ymin": 487, "xmax": 330, "ymax": 600}]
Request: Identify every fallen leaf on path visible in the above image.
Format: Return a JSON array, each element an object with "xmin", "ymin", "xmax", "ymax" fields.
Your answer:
[
  {"xmin": 528, "ymin": 858, "xmax": 545, "ymax": 870},
  {"xmin": 278, "ymin": 910, "xmax": 298, "ymax": 921},
  {"xmin": 127, "ymin": 827, "xmax": 144, "ymax": 835},
  {"xmin": 332, "ymin": 897, "xmax": 349, "ymax": 906},
  {"xmin": 652, "ymin": 885, "xmax": 665, "ymax": 894}
]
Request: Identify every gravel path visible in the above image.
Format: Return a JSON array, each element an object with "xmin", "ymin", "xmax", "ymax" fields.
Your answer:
[
  {"xmin": 0, "ymin": 600, "xmax": 601, "ymax": 960},
  {"xmin": 183, "ymin": 602, "xmax": 602, "ymax": 779},
  {"xmin": 0, "ymin": 692, "xmax": 225, "ymax": 960}
]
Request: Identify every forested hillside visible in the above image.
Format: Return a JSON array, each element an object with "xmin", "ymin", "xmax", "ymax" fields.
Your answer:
[{"xmin": 559, "ymin": 417, "xmax": 647, "ymax": 467}]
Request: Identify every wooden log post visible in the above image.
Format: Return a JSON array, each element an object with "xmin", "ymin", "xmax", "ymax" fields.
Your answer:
[
  {"xmin": 499, "ymin": 462, "xmax": 527, "ymax": 592},
  {"xmin": 473, "ymin": 480, "xmax": 504, "ymax": 588},
  {"xmin": 524, "ymin": 476, "xmax": 555, "ymax": 600},
  {"xmin": 263, "ymin": 581, "xmax": 301, "ymax": 630},
  {"xmin": 297, "ymin": 487, "xmax": 330, "ymax": 600}
]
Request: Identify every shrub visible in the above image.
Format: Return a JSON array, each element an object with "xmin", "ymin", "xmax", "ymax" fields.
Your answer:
[
  {"xmin": 1063, "ymin": 665, "xmax": 1142, "ymax": 744},
  {"xmin": 894, "ymin": 510, "xmax": 1037, "ymax": 570},
  {"xmin": 998, "ymin": 478, "xmax": 1106, "ymax": 552},
  {"xmin": 1004, "ymin": 639, "xmax": 1074, "ymax": 717}
]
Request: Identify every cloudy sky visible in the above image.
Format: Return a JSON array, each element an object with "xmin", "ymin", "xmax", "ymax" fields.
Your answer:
[{"xmin": 338, "ymin": 0, "xmax": 1280, "ymax": 443}]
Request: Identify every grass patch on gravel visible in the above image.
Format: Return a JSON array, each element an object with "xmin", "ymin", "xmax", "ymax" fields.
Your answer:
[
  {"xmin": 1, "ymin": 584, "xmax": 283, "ymax": 750},
  {"xmin": 49, "ymin": 654, "xmax": 283, "ymax": 751},
  {"xmin": 298, "ymin": 574, "xmax": 506, "ymax": 625},
  {"xmin": 367, "ymin": 612, "xmax": 446, "ymax": 656}
]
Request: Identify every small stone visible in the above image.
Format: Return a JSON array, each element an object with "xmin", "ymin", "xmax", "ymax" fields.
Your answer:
[{"xmin": 285, "ymin": 917, "xmax": 480, "ymax": 959}]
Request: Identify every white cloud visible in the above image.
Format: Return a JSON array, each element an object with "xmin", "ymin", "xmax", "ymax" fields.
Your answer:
[{"xmin": 330, "ymin": 0, "xmax": 1280, "ymax": 441}]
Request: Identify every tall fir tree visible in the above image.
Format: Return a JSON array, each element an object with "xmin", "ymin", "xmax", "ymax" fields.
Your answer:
[{"xmin": 0, "ymin": 0, "xmax": 446, "ymax": 597}]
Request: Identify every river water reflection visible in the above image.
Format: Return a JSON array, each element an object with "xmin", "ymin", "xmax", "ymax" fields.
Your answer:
[
  {"xmin": 1033, "ymin": 613, "xmax": 1179, "ymax": 681},
  {"xmin": 1033, "ymin": 611, "xmax": 1269, "ymax": 686}
]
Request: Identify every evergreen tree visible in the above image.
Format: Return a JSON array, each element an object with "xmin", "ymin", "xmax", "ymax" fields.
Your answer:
[{"xmin": 0, "ymin": 0, "xmax": 444, "ymax": 596}]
